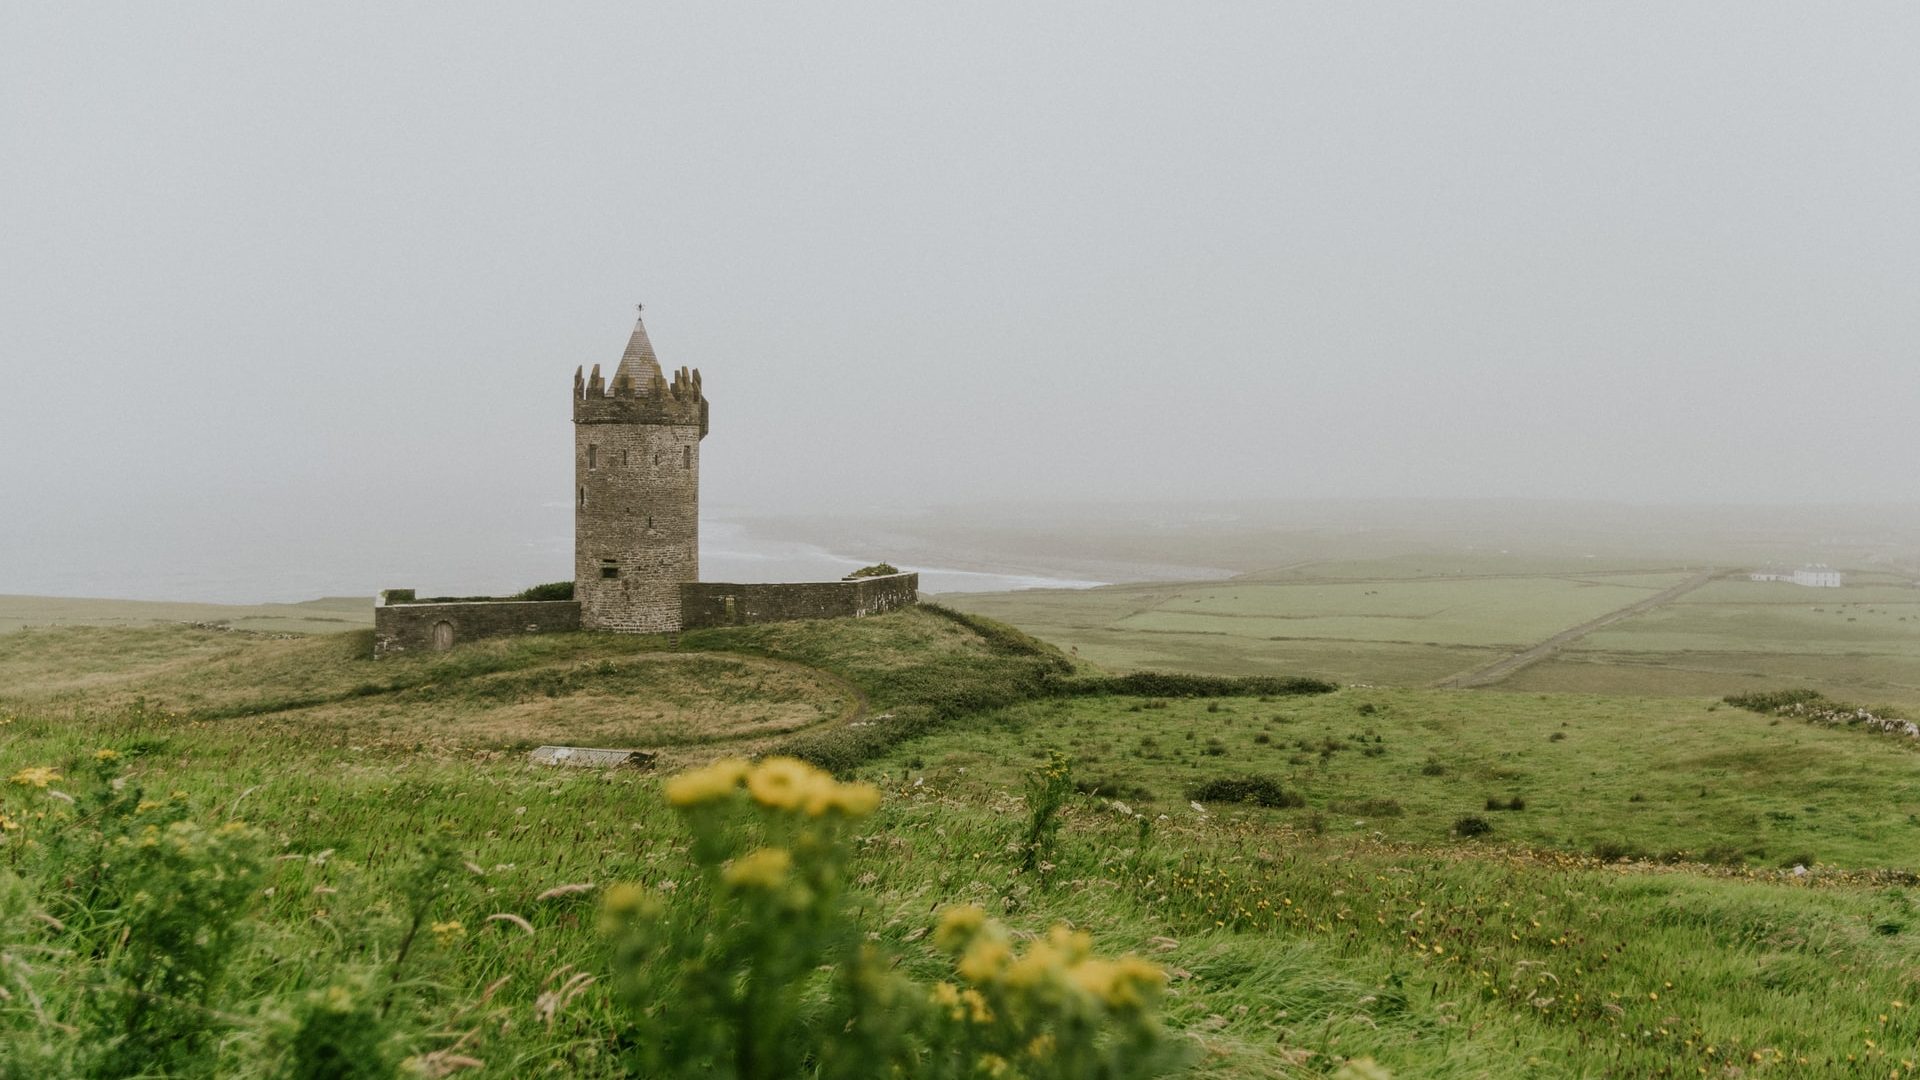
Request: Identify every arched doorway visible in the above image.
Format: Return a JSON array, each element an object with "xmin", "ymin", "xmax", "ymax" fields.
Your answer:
[{"xmin": 431, "ymin": 620, "xmax": 455, "ymax": 651}]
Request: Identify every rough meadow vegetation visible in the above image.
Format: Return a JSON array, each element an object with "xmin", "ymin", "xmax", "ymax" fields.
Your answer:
[{"xmin": 3, "ymin": 604, "xmax": 1920, "ymax": 1076}]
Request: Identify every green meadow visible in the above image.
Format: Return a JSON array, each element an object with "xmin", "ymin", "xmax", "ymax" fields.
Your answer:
[
  {"xmin": 945, "ymin": 556, "xmax": 1920, "ymax": 707},
  {"xmin": 5, "ymin": 607, "xmax": 1920, "ymax": 1076}
]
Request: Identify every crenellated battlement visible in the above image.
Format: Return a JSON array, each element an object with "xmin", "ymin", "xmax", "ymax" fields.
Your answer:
[
  {"xmin": 572, "ymin": 315, "xmax": 709, "ymax": 433},
  {"xmin": 572, "ymin": 366, "xmax": 708, "ymax": 429}
]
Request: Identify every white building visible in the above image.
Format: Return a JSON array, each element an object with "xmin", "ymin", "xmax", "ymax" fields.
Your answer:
[{"xmin": 1750, "ymin": 566, "xmax": 1842, "ymax": 587}]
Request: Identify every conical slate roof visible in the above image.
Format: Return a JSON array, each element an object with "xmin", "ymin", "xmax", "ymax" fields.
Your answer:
[{"xmin": 614, "ymin": 312, "xmax": 665, "ymax": 392}]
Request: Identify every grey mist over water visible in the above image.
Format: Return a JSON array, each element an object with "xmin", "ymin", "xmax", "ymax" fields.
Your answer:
[
  {"xmin": 0, "ymin": 503, "xmax": 1114, "ymax": 605},
  {"xmin": 4, "ymin": 4, "xmax": 1920, "ymax": 603}
]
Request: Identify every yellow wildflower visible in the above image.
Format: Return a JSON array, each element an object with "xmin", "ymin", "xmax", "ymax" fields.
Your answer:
[
  {"xmin": 1004, "ymin": 941, "xmax": 1066, "ymax": 990},
  {"xmin": 745, "ymin": 757, "xmax": 826, "ymax": 812},
  {"xmin": 722, "ymin": 847, "xmax": 793, "ymax": 890},
  {"xmin": 1025, "ymin": 1033, "xmax": 1055, "ymax": 1059},
  {"xmin": 0, "ymin": 811, "xmax": 18, "ymax": 832},
  {"xmin": 8, "ymin": 766, "xmax": 60, "ymax": 789},
  {"xmin": 92, "ymin": 749, "xmax": 121, "ymax": 763},
  {"xmin": 961, "ymin": 988, "xmax": 992, "ymax": 1024},
  {"xmin": 931, "ymin": 981, "xmax": 962, "ymax": 1014},
  {"xmin": 1067, "ymin": 957, "xmax": 1118, "ymax": 1000},
  {"xmin": 599, "ymin": 882, "xmax": 663, "ymax": 932},
  {"xmin": 934, "ymin": 904, "xmax": 989, "ymax": 952},
  {"xmin": 664, "ymin": 758, "xmax": 751, "ymax": 808},
  {"xmin": 1332, "ymin": 1059, "xmax": 1394, "ymax": 1080},
  {"xmin": 430, "ymin": 920, "xmax": 465, "ymax": 943},
  {"xmin": 805, "ymin": 778, "xmax": 881, "ymax": 818},
  {"xmin": 1110, "ymin": 956, "xmax": 1166, "ymax": 1007},
  {"xmin": 603, "ymin": 883, "xmax": 650, "ymax": 916},
  {"xmin": 958, "ymin": 937, "xmax": 1013, "ymax": 984},
  {"xmin": 1046, "ymin": 925, "xmax": 1093, "ymax": 962}
]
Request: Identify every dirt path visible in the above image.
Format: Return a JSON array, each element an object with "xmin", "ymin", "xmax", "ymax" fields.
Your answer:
[{"xmin": 1432, "ymin": 569, "xmax": 1722, "ymax": 689}]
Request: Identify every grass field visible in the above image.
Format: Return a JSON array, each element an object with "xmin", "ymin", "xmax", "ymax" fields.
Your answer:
[
  {"xmin": 945, "ymin": 555, "xmax": 1920, "ymax": 707},
  {"xmin": 7, "ymin": 609, "xmax": 1920, "ymax": 1075},
  {"xmin": 1511, "ymin": 576, "xmax": 1920, "ymax": 706},
  {"xmin": 0, "ymin": 593, "xmax": 373, "ymax": 634},
  {"xmin": 878, "ymin": 688, "xmax": 1920, "ymax": 872}
]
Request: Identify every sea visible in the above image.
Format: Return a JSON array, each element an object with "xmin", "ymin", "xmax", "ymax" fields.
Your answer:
[{"xmin": 0, "ymin": 512, "xmax": 1110, "ymax": 606}]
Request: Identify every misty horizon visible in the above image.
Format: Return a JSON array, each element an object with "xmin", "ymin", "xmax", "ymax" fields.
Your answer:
[{"xmin": 5, "ymin": 3, "xmax": 1918, "ymax": 602}]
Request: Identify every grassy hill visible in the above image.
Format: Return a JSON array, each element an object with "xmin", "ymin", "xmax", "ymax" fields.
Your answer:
[{"xmin": 3, "ymin": 608, "xmax": 1919, "ymax": 1076}]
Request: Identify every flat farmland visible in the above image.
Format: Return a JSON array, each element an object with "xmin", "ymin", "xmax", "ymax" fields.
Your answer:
[
  {"xmin": 1510, "ymin": 575, "xmax": 1920, "ymax": 706},
  {"xmin": 945, "ymin": 557, "xmax": 1920, "ymax": 705},
  {"xmin": 943, "ymin": 562, "xmax": 1704, "ymax": 686},
  {"xmin": 1121, "ymin": 573, "xmax": 1695, "ymax": 646}
]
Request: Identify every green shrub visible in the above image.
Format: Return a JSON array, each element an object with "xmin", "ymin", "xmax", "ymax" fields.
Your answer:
[
  {"xmin": 1052, "ymin": 673, "xmax": 1337, "ymax": 700},
  {"xmin": 514, "ymin": 581, "xmax": 575, "ymax": 601},
  {"xmin": 272, "ymin": 977, "xmax": 405, "ymax": 1080},
  {"xmin": 844, "ymin": 562, "xmax": 902, "ymax": 579},
  {"xmin": 1188, "ymin": 775, "xmax": 1304, "ymax": 809},
  {"xmin": 1452, "ymin": 815, "xmax": 1493, "ymax": 839},
  {"xmin": 1724, "ymin": 688, "xmax": 1829, "ymax": 713}
]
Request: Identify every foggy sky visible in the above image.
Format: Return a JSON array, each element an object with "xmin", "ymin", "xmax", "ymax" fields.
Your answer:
[{"xmin": 5, "ymin": 2, "xmax": 1919, "ymax": 583}]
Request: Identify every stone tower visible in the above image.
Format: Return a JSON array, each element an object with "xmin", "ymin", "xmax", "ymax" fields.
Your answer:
[{"xmin": 572, "ymin": 311, "xmax": 709, "ymax": 632}]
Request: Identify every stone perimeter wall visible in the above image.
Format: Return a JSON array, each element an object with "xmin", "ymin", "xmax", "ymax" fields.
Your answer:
[
  {"xmin": 372, "ymin": 574, "xmax": 917, "ymax": 657},
  {"xmin": 679, "ymin": 573, "xmax": 919, "ymax": 630},
  {"xmin": 374, "ymin": 600, "xmax": 582, "ymax": 657}
]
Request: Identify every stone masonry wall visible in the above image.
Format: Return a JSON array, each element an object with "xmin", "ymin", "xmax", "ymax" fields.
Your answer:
[
  {"xmin": 574, "ymin": 420, "xmax": 701, "ymax": 633},
  {"xmin": 679, "ymin": 573, "xmax": 919, "ymax": 630},
  {"xmin": 374, "ymin": 600, "xmax": 581, "ymax": 658}
]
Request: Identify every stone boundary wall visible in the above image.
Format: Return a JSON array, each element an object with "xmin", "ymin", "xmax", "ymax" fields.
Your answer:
[
  {"xmin": 371, "ymin": 573, "xmax": 915, "ymax": 656},
  {"xmin": 679, "ymin": 572, "xmax": 918, "ymax": 630},
  {"xmin": 374, "ymin": 599, "xmax": 581, "ymax": 658}
]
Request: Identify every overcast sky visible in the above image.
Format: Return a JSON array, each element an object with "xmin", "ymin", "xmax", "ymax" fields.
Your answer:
[{"xmin": 4, "ymin": 2, "xmax": 1918, "ymax": 593}]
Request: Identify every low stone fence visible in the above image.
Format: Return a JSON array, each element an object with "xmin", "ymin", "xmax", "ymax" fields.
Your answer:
[
  {"xmin": 371, "ymin": 572, "xmax": 916, "ymax": 656},
  {"xmin": 373, "ymin": 599, "xmax": 581, "ymax": 657},
  {"xmin": 679, "ymin": 572, "xmax": 919, "ymax": 630}
]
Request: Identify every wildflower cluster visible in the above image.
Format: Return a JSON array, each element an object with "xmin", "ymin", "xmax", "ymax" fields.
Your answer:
[
  {"xmin": 924, "ymin": 905, "xmax": 1180, "ymax": 1078},
  {"xmin": 604, "ymin": 755, "xmax": 1189, "ymax": 1079},
  {"xmin": 7, "ymin": 765, "xmax": 61, "ymax": 790},
  {"xmin": 665, "ymin": 754, "xmax": 882, "ymax": 817},
  {"xmin": 1020, "ymin": 749, "xmax": 1075, "ymax": 878}
]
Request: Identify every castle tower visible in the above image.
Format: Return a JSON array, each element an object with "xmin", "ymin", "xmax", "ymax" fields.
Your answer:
[{"xmin": 573, "ymin": 310, "xmax": 709, "ymax": 632}]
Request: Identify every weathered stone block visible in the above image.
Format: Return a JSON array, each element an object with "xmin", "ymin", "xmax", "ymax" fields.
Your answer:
[{"xmin": 529, "ymin": 746, "xmax": 656, "ymax": 769}]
